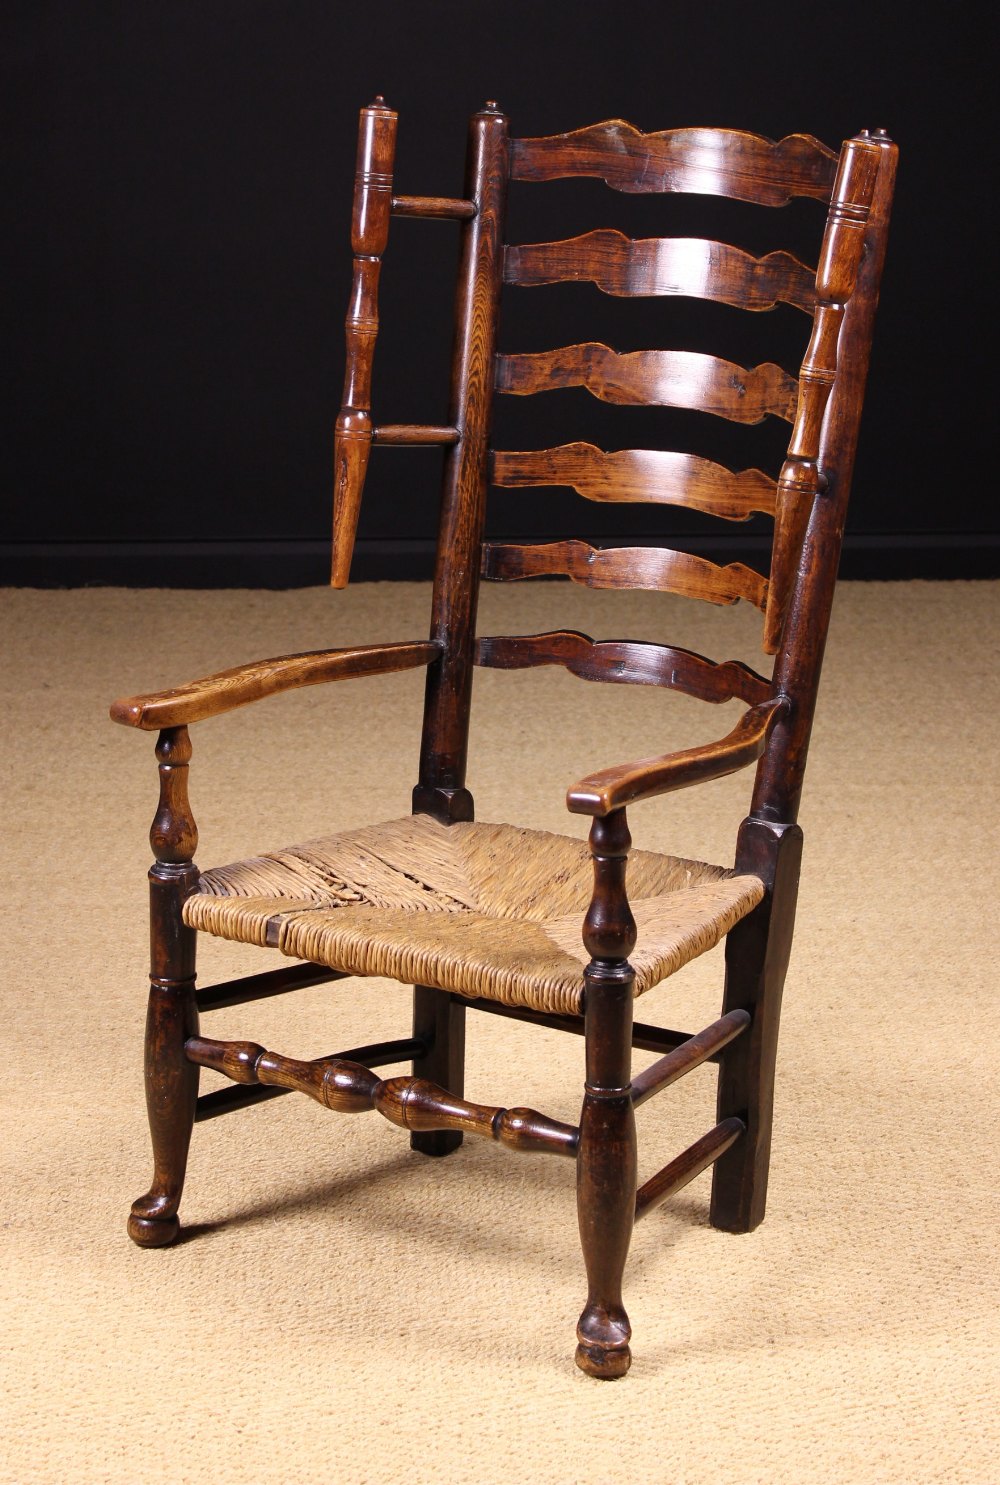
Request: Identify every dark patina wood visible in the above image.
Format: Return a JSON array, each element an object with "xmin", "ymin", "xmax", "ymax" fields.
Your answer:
[
  {"xmin": 491, "ymin": 444, "xmax": 777, "ymax": 520},
  {"xmin": 185, "ymin": 1036, "xmax": 579, "ymax": 1156},
  {"xmin": 496, "ymin": 342, "xmax": 798, "ymax": 420},
  {"xmin": 414, "ymin": 102, "xmax": 509, "ymax": 826},
  {"xmin": 127, "ymin": 727, "xmax": 200, "ymax": 1248},
  {"xmin": 764, "ymin": 135, "xmax": 883, "ymax": 651},
  {"xmin": 372, "ymin": 424, "xmax": 460, "ymax": 445},
  {"xmin": 567, "ymin": 698, "xmax": 786, "ymax": 815},
  {"xmin": 195, "ymin": 1036, "xmax": 425, "ymax": 1121},
  {"xmin": 635, "ymin": 1117, "xmax": 746, "ymax": 1220},
  {"xmin": 111, "ymin": 641, "xmax": 439, "ymax": 730},
  {"xmin": 391, "ymin": 193, "xmax": 476, "ymax": 220},
  {"xmin": 461, "ymin": 994, "xmax": 733, "ymax": 1060},
  {"xmin": 410, "ymin": 983, "xmax": 467, "ymax": 1157},
  {"xmin": 508, "ymin": 123, "xmax": 839, "ymax": 203},
  {"xmin": 116, "ymin": 103, "xmax": 896, "ymax": 1379},
  {"xmin": 476, "ymin": 630, "xmax": 771, "ymax": 706},
  {"xmin": 331, "ymin": 97, "xmax": 398, "ymax": 588},
  {"xmin": 505, "ymin": 232, "xmax": 815, "ymax": 314},
  {"xmin": 196, "ymin": 962, "xmax": 345, "ymax": 1013},
  {"xmin": 576, "ymin": 809, "xmax": 638, "ymax": 1378},
  {"xmin": 482, "ymin": 540, "xmax": 768, "ymax": 609},
  {"xmin": 630, "ymin": 1010, "xmax": 751, "ymax": 1108}
]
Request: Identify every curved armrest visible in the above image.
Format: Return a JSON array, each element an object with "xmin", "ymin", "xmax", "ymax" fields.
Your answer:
[
  {"xmin": 566, "ymin": 698, "xmax": 787, "ymax": 816},
  {"xmin": 110, "ymin": 641, "xmax": 440, "ymax": 730}
]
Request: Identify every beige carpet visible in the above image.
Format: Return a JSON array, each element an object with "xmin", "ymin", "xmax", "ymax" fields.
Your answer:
[{"xmin": 2, "ymin": 580, "xmax": 998, "ymax": 1484}]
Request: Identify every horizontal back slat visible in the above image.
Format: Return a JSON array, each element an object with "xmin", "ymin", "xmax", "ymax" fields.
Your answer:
[
  {"xmin": 497, "ymin": 344, "xmax": 797, "ymax": 423},
  {"xmin": 509, "ymin": 123, "xmax": 838, "ymax": 205},
  {"xmin": 504, "ymin": 232, "xmax": 815, "ymax": 313},
  {"xmin": 482, "ymin": 540, "xmax": 768, "ymax": 609},
  {"xmin": 491, "ymin": 443, "xmax": 777, "ymax": 520},
  {"xmin": 475, "ymin": 630, "xmax": 771, "ymax": 706}
]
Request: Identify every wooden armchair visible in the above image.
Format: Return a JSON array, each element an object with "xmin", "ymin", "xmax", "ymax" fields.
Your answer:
[{"xmin": 112, "ymin": 101, "xmax": 896, "ymax": 1378}]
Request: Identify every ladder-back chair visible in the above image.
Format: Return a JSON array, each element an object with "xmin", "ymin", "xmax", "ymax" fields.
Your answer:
[{"xmin": 112, "ymin": 100, "xmax": 897, "ymax": 1378}]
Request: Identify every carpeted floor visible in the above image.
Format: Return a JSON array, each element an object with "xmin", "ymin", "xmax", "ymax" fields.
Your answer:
[{"xmin": 2, "ymin": 580, "xmax": 998, "ymax": 1484}]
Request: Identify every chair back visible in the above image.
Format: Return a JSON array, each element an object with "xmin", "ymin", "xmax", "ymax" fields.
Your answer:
[{"xmin": 332, "ymin": 102, "xmax": 898, "ymax": 827}]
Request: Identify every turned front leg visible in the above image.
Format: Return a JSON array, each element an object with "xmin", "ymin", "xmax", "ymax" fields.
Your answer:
[
  {"xmin": 575, "ymin": 810, "xmax": 638, "ymax": 1379},
  {"xmin": 127, "ymin": 727, "xmax": 200, "ymax": 1248}
]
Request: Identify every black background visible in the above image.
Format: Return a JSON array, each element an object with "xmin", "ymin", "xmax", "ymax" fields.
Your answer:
[{"xmin": 6, "ymin": 2, "xmax": 996, "ymax": 585}]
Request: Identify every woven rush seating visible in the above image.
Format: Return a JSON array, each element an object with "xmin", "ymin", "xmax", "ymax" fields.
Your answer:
[{"xmin": 185, "ymin": 816, "xmax": 765, "ymax": 1016}]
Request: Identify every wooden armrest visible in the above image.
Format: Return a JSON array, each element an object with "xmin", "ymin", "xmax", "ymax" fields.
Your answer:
[
  {"xmin": 566, "ymin": 699, "xmax": 786, "ymax": 816},
  {"xmin": 110, "ymin": 641, "xmax": 440, "ymax": 730}
]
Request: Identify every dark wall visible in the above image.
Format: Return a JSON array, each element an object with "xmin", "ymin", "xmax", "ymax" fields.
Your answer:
[{"xmin": 6, "ymin": 2, "xmax": 995, "ymax": 585}]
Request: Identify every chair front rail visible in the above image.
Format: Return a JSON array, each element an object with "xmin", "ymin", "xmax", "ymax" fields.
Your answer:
[
  {"xmin": 332, "ymin": 97, "xmax": 398, "ymax": 587},
  {"xmin": 194, "ymin": 1036, "xmax": 426, "ymax": 1122},
  {"xmin": 630, "ymin": 1010, "xmax": 751, "ymax": 1107},
  {"xmin": 184, "ymin": 1036, "xmax": 580, "ymax": 1157},
  {"xmin": 634, "ymin": 1117, "xmax": 746, "ymax": 1220}
]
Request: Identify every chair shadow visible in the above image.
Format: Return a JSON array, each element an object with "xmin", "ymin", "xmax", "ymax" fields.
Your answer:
[{"xmin": 179, "ymin": 1137, "xmax": 715, "ymax": 1272}]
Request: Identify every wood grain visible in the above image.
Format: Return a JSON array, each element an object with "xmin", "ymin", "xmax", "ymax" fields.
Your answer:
[
  {"xmin": 372, "ymin": 424, "xmax": 459, "ymax": 445},
  {"xmin": 496, "ymin": 343, "xmax": 798, "ymax": 421},
  {"xmin": 110, "ymin": 641, "xmax": 440, "ymax": 729},
  {"xmin": 332, "ymin": 98, "xmax": 398, "ymax": 587},
  {"xmin": 416, "ymin": 104, "xmax": 510, "ymax": 825},
  {"xmin": 505, "ymin": 231, "xmax": 815, "ymax": 312},
  {"xmin": 481, "ymin": 539, "xmax": 768, "ymax": 609},
  {"xmin": 634, "ymin": 1118, "xmax": 746, "ymax": 1220},
  {"xmin": 566, "ymin": 698, "xmax": 786, "ymax": 815},
  {"xmin": 126, "ymin": 725, "xmax": 200, "ymax": 1249},
  {"xmin": 630, "ymin": 1010, "xmax": 751, "ymax": 1107},
  {"xmin": 391, "ymin": 194, "xmax": 476, "ymax": 220},
  {"xmin": 183, "ymin": 1038, "xmax": 579, "ymax": 1157},
  {"xmin": 492, "ymin": 442, "xmax": 778, "ymax": 519},
  {"xmin": 475, "ymin": 630, "xmax": 771, "ymax": 705},
  {"xmin": 764, "ymin": 135, "xmax": 882, "ymax": 650},
  {"xmin": 509, "ymin": 121, "xmax": 838, "ymax": 204}
]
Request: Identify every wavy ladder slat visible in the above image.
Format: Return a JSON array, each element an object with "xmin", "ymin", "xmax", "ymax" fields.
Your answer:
[
  {"xmin": 509, "ymin": 122, "xmax": 839, "ymax": 205},
  {"xmin": 475, "ymin": 630, "xmax": 771, "ymax": 706},
  {"xmin": 504, "ymin": 231, "xmax": 816, "ymax": 313},
  {"xmin": 482, "ymin": 540, "xmax": 768, "ymax": 610},
  {"xmin": 496, "ymin": 343, "xmax": 798, "ymax": 423},
  {"xmin": 491, "ymin": 443, "xmax": 777, "ymax": 520}
]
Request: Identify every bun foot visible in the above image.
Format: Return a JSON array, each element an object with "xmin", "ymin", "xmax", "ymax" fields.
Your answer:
[
  {"xmin": 576, "ymin": 1300, "xmax": 632, "ymax": 1378},
  {"xmin": 575, "ymin": 1340, "xmax": 632, "ymax": 1379},
  {"xmin": 128, "ymin": 1197, "xmax": 180, "ymax": 1248}
]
